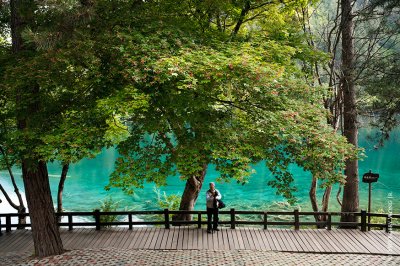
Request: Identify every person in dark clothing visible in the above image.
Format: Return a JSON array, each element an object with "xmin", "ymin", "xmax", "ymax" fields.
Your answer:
[{"xmin": 206, "ymin": 182, "xmax": 221, "ymax": 233}]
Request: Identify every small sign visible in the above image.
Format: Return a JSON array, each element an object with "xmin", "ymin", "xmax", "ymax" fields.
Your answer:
[{"xmin": 362, "ymin": 171, "xmax": 379, "ymax": 183}]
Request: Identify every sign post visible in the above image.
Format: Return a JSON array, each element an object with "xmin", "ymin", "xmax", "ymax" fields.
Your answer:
[{"xmin": 362, "ymin": 170, "xmax": 379, "ymax": 231}]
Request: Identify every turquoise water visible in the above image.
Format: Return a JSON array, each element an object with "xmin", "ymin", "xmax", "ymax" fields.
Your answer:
[{"xmin": 0, "ymin": 128, "xmax": 399, "ymax": 214}]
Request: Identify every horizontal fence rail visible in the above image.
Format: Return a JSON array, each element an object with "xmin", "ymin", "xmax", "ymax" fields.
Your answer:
[{"xmin": 1, "ymin": 209, "xmax": 399, "ymax": 235}]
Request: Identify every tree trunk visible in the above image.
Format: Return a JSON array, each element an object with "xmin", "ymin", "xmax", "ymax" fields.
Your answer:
[
  {"xmin": 340, "ymin": 0, "xmax": 359, "ymax": 226},
  {"xmin": 22, "ymin": 160, "xmax": 64, "ymax": 256},
  {"xmin": 309, "ymin": 176, "xmax": 321, "ymax": 223},
  {"xmin": 310, "ymin": 176, "xmax": 333, "ymax": 228},
  {"xmin": 231, "ymin": 0, "xmax": 250, "ymax": 37},
  {"xmin": 0, "ymin": 146, "xmax": 27, "ymax": 227},
  {"xmin": 57, "ymin": 163, "xmax": 69, "ymax": 222},
  {"xmin": 173, "ymin": 164, "xmax": 208, "ymax": 222},
  {"xmin": 11, "ymin": 0, "xmax": 64, "ymax": 256}
]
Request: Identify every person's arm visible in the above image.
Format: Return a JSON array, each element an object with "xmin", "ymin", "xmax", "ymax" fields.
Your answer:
[{"xmin": 215, "ymin": 189, "xmax": 222, "ymax": 200}]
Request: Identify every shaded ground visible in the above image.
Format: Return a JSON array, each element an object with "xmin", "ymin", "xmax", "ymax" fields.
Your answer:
[{"xmin": 3, "ymin": 248, "xmax": 400, "ymax": 266}]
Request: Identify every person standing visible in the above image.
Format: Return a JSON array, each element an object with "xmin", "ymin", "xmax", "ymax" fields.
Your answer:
[{"xmin": 206, "ymin": 182, "xmax": 221, "ymax": 233}]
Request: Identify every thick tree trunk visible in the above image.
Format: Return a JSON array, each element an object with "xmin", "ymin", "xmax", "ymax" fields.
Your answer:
[
  {"xmin": 11, "ymin": 0, "xmax": 64, "ymax": 256},
  {"xmin": 22, "ymin": 160, "xmax": 64, "ymax": 256},
  {"xmin": 340, "ymin": 0, "xmax": 359, "ymax": 226},
  {"xmin": 57, "ymin": 164, "xmax": 69, "ymax": 222},
  {"xmin": 173, "ymin": 164, "xmax": 208, "ymax": 222}
]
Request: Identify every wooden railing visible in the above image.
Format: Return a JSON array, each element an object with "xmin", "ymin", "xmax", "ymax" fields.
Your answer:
[{"xmin": 1, "ymin": 209, "xmax": 399, "ymax": 235}]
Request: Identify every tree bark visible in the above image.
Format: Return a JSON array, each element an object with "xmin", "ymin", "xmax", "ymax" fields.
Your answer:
[
  {"xmin": 309, "ymin": 176, "xmax": 321, "ymax": 223},
  {"xmin": 173, "ymin": 164, "xmax": 208, "ymax": 222},
  {"xmin": 231, "ymin": 0, "xmax": 251, "ymax": 37},
  {"xmin": 0, "ymin": 146, "xmax": 26, "ymax": 227},
  {"xmin": 22, "ymin": 161, "xmax": 64, "ymax": 256},
  {"xmin": 340, "ymin": 0, "xmax": 359, "ymax": 226},
  {"xmin": 57, "ymin": 163, "xmax": 69, "ymax": 222},
  {"xmin": 11, "ymin": 0, "xmax": 64, "ymax": 256}
]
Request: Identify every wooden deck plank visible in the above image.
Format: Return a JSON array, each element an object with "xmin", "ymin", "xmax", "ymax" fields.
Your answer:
[
  {"xmin": 353, "ymin": 230, "xmax": 392, "ymax": 254},
  {"xmin": 266, "ymin": 230, "xmax": 280, "ymax": 251},
  {"xmin": 252, "ymin": 228, "xmax": 266, "ymax": 250},
  {"xmin": 225, "ymin": 229, "xmax": 236, "ymax": 250},
  {"xmin": 0, "ymin": 230, "xmax": 28, "ymax": 252},
  {"xmin": 343, "ymin": 230, "xmax": 380, "ymax": 254},
  {"xmin": 351, "ymin": 229, "xmax": 389, "ymax": 254},
  {"xmin": 274, "ymin": 229, "xmax": 290, "ymax": 251},
  {"xmin": 248, "ymin": 228, "xmax": 262, "ymax": 250},
  {"xmin": 115, "ymin": 229, "xmax": 134, "ymax": 249},
  {"xmin": 87, "ymin": 228, "xmax": 108, "ymax": 249},
  {"xmin": 366, "ymin": 231, "xmax": 400, "ymax": 252},
  {"xmin": 63, "ymin": 228, "xmax": 85, "ymax": 248},
  {"xmin": 302, "ymin": 229, "xmax": 326, "ymax": 252},
  {"xmin": 241, "ymin": 228, "xmax": 251, "ymax": 249},
  {"xmin": 373, "ymin": 231, "xmax": 400, "ymax": 252},
  {"xmin": 290, "ymin": 230, "xmax": 314, "ymax": 252},
  {"xmin": 285, "ymin": 229, "xmax": 304, "ymax": 252},
  {"xmin": 130, "ymin": 227, "xmax": 146, "ymax": 249},
  {"xmin": 319, "ymin": 230, "xmax": 347, "ymax": 252},
  {"xmin": 233, "ymin": 229, "xmax": 244, "ymax": 249},
  {"xmin": 311, "ymin": 229, "xmax": 341, "ymax": 252},
  {"xmin": 154, "ymin": 227, "xmax": 166, "ymax": 250},
  {"xmin": 178, "ymin": 227, "xmax": 186, "ymax": 250},
  {"xmin": 222, "ymin": 229, "xmax": 230, "ymax": 250},
  {"xmin": 142, "ymin": 227, "xmax": 154, "ymax": 249},
  {"xmin": 123, "ymin": 228, "xmax": 140, "ymax": 249},
  {"xmin": 335, "ymin": 229, "xmax": 368, "ymax": 253},
  {"xmin": 261, "ymin": 230, "xmax": 274, "ymax": 250},
  {"xmin": 2, "ymin": 227, "xmax": 400, "ymax": 255},
  {"xmin": 171, "ymin": 227, "xmax": 179, "ymax": 249},
  {"xmin": 6, "ymin": 230, "xmax": 31, "ymax": 252}
]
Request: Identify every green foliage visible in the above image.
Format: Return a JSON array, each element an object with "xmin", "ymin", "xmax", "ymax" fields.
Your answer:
[
  {"xmin": 154, "ymin": 187, "xmax": 181, "ymax": 211},
  {"xmin": 94, "ymin": 196, "xmax": 121, "ymax": 227},
  {"xmin": 0, "ymin": 0, "xmax": 359, "ymax": 205}
]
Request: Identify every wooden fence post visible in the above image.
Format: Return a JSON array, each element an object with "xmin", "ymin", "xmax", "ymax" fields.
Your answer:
[
  {"xmin": 327, "ymin": 213, "xmax": 332, "ymax": 230},
  {"xmin": 68, "ymin": 214, "xmax": 73, "ymax": 231},
  {"xmin": 361, "ymin": 210, "xmax": 367, "ymax": 232},
  {"xmin": 294, "ymin": 209, "xmax": 299, "ymax": 230},
  {"xmin": 164, "ymin": 209, "xmax": 170, "ymax": 229},
  {"xmin": 94, "ymin": 209, "xmax": 101, "ymax": 231},
  {"xmin": 386, "ymin": 215, "xmax": 391, "ymax": 233},
  {"xmin": 6, "ymin": 215, "xmax": 11, "ymax": 232},
  {"xmin": 129, "ymin": 213, "xmax": 133, "ymax": 230},
  {"xmin": 197, "ymin": 212, "xmax": 202, "ymax": 229},
  {"xmin": 263, "ymin": 212, "xmax": 268, "ymax": 230},
  {"xmin": 230, "ymin": 208, "xmax": 235, "ymax": 229}
]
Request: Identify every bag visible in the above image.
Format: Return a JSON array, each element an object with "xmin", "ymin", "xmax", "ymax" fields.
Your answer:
[{"xmin": 217, "ymin": 199, "xmax": 226, "ymax": 209}]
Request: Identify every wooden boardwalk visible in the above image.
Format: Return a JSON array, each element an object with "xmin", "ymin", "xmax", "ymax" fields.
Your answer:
[{"xmin": 1, "ymin": 227, "xmax": 400, "ymax": 256}]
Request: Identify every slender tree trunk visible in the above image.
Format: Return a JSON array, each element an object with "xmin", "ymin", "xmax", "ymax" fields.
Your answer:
[
  {"xmin": 340, "ymin": 0, "xmax": 359, "ymax": 226},
  {"xmin": 310, "ymin": 177, "xmax": 333, "ymax": 228},
  {"xmin": 0, "ymin": 146, "xmax": 26, "ymax": 227},
  {"xmin": 57, "ymin": 163, "xmax": 69, "ymax": 222},
  {"xmin": 173, "ymin": 164, "xmax": 208, "ymax": 222},
  {"xmin": 11, "ymin": 0, "xmax": 64, "ymax": 256},
  {"xmin": 321, "ymin": 186, "xmax": 332, "ymax": 213},
  {"xmin": 231, "ymin": 0, "xmax": 250, "ymax": 37},
  {"xmin": 309, "ymin": 176, "xmax": 321, "ymax": 223}
]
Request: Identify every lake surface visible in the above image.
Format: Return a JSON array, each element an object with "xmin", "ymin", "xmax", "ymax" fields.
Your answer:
[{"xmin": 1, "ymin": 128, "xmax": 399, "ymax": 215}]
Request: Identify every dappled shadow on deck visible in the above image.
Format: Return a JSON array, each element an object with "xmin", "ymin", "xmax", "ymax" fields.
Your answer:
[{"xmin": 1, "ymin": 227, "xmax": 400, "ymax": 256}]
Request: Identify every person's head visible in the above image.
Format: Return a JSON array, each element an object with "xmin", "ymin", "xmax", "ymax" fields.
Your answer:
[{"xmin": 209, "ymin": 182, "xmax": 215, "ymax": 191}]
